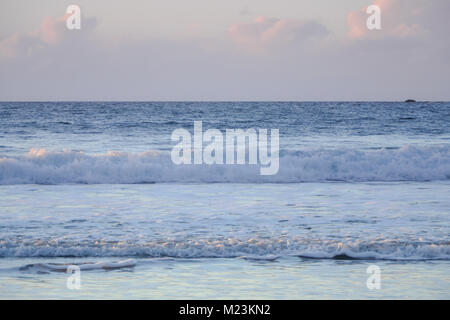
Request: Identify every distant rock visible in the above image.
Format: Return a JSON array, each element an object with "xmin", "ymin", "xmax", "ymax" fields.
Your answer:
[{"xmin": 404, "ymin": 99, "xmax": 416, "ymax": 103}]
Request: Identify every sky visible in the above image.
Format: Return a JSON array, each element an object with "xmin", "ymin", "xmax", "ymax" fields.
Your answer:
[{"xmin": 0, "ymin": 0, "xmax": 449, "ymax": 101}]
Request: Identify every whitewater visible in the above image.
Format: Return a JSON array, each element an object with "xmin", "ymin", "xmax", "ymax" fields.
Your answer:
[{"xmin": 1, "ymin": 145, "xmax": 449, "ymax": 184}]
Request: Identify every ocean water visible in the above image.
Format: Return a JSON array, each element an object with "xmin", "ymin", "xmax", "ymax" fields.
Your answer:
[{"xmin": 0, "ymin": 101, "xmax": 449, "ymax": 299}]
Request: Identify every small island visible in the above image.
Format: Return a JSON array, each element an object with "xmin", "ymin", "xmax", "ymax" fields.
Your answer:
[{"xmin": 404, "ymin": 99, "xmax": 416, "ymax": 103}]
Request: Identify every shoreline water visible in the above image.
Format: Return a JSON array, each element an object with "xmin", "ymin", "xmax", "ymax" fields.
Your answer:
[{"xmin": 1, "ymin": 256, "xmax": 449, "ymax": 299}]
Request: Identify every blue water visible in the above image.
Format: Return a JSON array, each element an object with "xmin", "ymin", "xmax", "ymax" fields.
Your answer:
[
  {"xmin": 1, "ymin": 101, "xmax": 449, "ymax": 155},
  {"xmin": 0, "ymin": 102, "xmax": 449, "ymax": 299}
]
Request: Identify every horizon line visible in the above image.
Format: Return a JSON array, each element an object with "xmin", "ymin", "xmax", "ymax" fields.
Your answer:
[{"xmin": 0, "ymin": 100, "xmax": 446, "ymax": 103}]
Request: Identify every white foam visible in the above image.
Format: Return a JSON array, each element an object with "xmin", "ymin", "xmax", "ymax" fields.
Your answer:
[
  {"xmin": 2, "ymin": 239, "xmax": 449, "ymax": 260},
  {"xmin": 27, "ymin": 259, "xmax": 137, "ymax": 272},
  {"xmin": 0, "ymin": 145, "xmax": 449, "ymax": 184}
]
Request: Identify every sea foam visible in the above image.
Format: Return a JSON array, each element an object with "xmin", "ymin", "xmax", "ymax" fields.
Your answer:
[
  {"xmin": 1, "ymin": 239, "xmax": 449, "ymax": 260},
  {"xmin": 0, "ymin": 145, "xmax": 449, "ymax": 184}
]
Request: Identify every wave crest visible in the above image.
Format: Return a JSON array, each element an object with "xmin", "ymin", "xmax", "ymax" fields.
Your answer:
[
  {"xmin": 1, "ymin": 238, "xmax": 449, "ymax": 260},
  {"xmin": 0, "ymin": 145, "xmax": 449, "ymax": 184}
]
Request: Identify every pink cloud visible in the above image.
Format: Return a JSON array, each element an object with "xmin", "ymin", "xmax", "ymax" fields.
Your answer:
[
  {"xmin": 346, "ymin": 8, "xmax": 367, "ymax": 39},
  {"xmin": 0, "ymin": 14, "xmax": 72, "ymax": 59},
  {"xmin": 0, "ymin": 34, "xmax": 20, "ymax": 58},
  {"xmin": 346, "ymin": 0, "xmax": 424, "ymax": 40},
  {"xmin": 229, "ymin": 16, "xmax": 328, "ymax": 50},
  {"xmin": 37, "ymin": 16, "xmax": 67, "ymax": 44}
]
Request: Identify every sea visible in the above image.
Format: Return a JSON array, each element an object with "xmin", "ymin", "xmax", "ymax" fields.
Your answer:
[{"xmin": 0, "ymin": 101, "xmax": 449, "ymax": 299}]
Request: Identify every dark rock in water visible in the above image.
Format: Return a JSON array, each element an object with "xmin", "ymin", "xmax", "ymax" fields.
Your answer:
[
  {"xmin": 332, "ymin": 254, "xmax": 358, "ymax": 260},
  {"xmin": 297, "ymin": 253, "xmax": 360, "ymax": 260},
  {"xmin": 404, "ymin": 99, "xmax": 416, "ymax": 103}
]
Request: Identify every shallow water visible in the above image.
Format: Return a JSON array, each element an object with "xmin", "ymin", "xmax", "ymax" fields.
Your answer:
[
  {"xmin": 1, "ymin": 257, "xmax": 449, "ymax": 299},
  {"xmin": 0, "ymin": 183, "xmax": 449, "ymax": 260},
  {"xmin": 0, "ymin": 182, "xmax": 449, "ymax": 299}
]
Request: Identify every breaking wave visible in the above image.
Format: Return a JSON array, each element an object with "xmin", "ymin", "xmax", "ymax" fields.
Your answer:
[
  {"xmin": 0, "ymin": 145, "xmax": 449, "ymax": 184},
  {"xmin": 0, "ymin": 238, "xmax": 449, "ymax": 260}
]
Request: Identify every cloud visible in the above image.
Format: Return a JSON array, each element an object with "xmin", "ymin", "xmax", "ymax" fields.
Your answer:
[
  {"xmin": 346, "ymin": 0, "xmax": 449, "ymax": 40},
  {"xmin": 0, "ymin": 2, "xmax": 449, "ymax": 101},
  {"xmin": 37, "ymin": 15, "xmax": 67, "ymax": 44},
  {"xmin": 0, "ymin": 16, "xmax": 63, "ymax": 59},
  {"xmin": 0, "ymin": 14, "xmax": 96, "ymax": 59},
  {"xmin": 0, "ymin": 33, "xmax": 20, "ymax": 58},
  {"xmin": 229, "ymin": 16, "xmax": 328, "ymax": 50}
]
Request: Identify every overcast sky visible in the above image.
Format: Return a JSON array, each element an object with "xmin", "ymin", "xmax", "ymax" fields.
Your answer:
[{"xmin": 0, "ymin": 0, "xmax": 449, "ymax": 101}]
